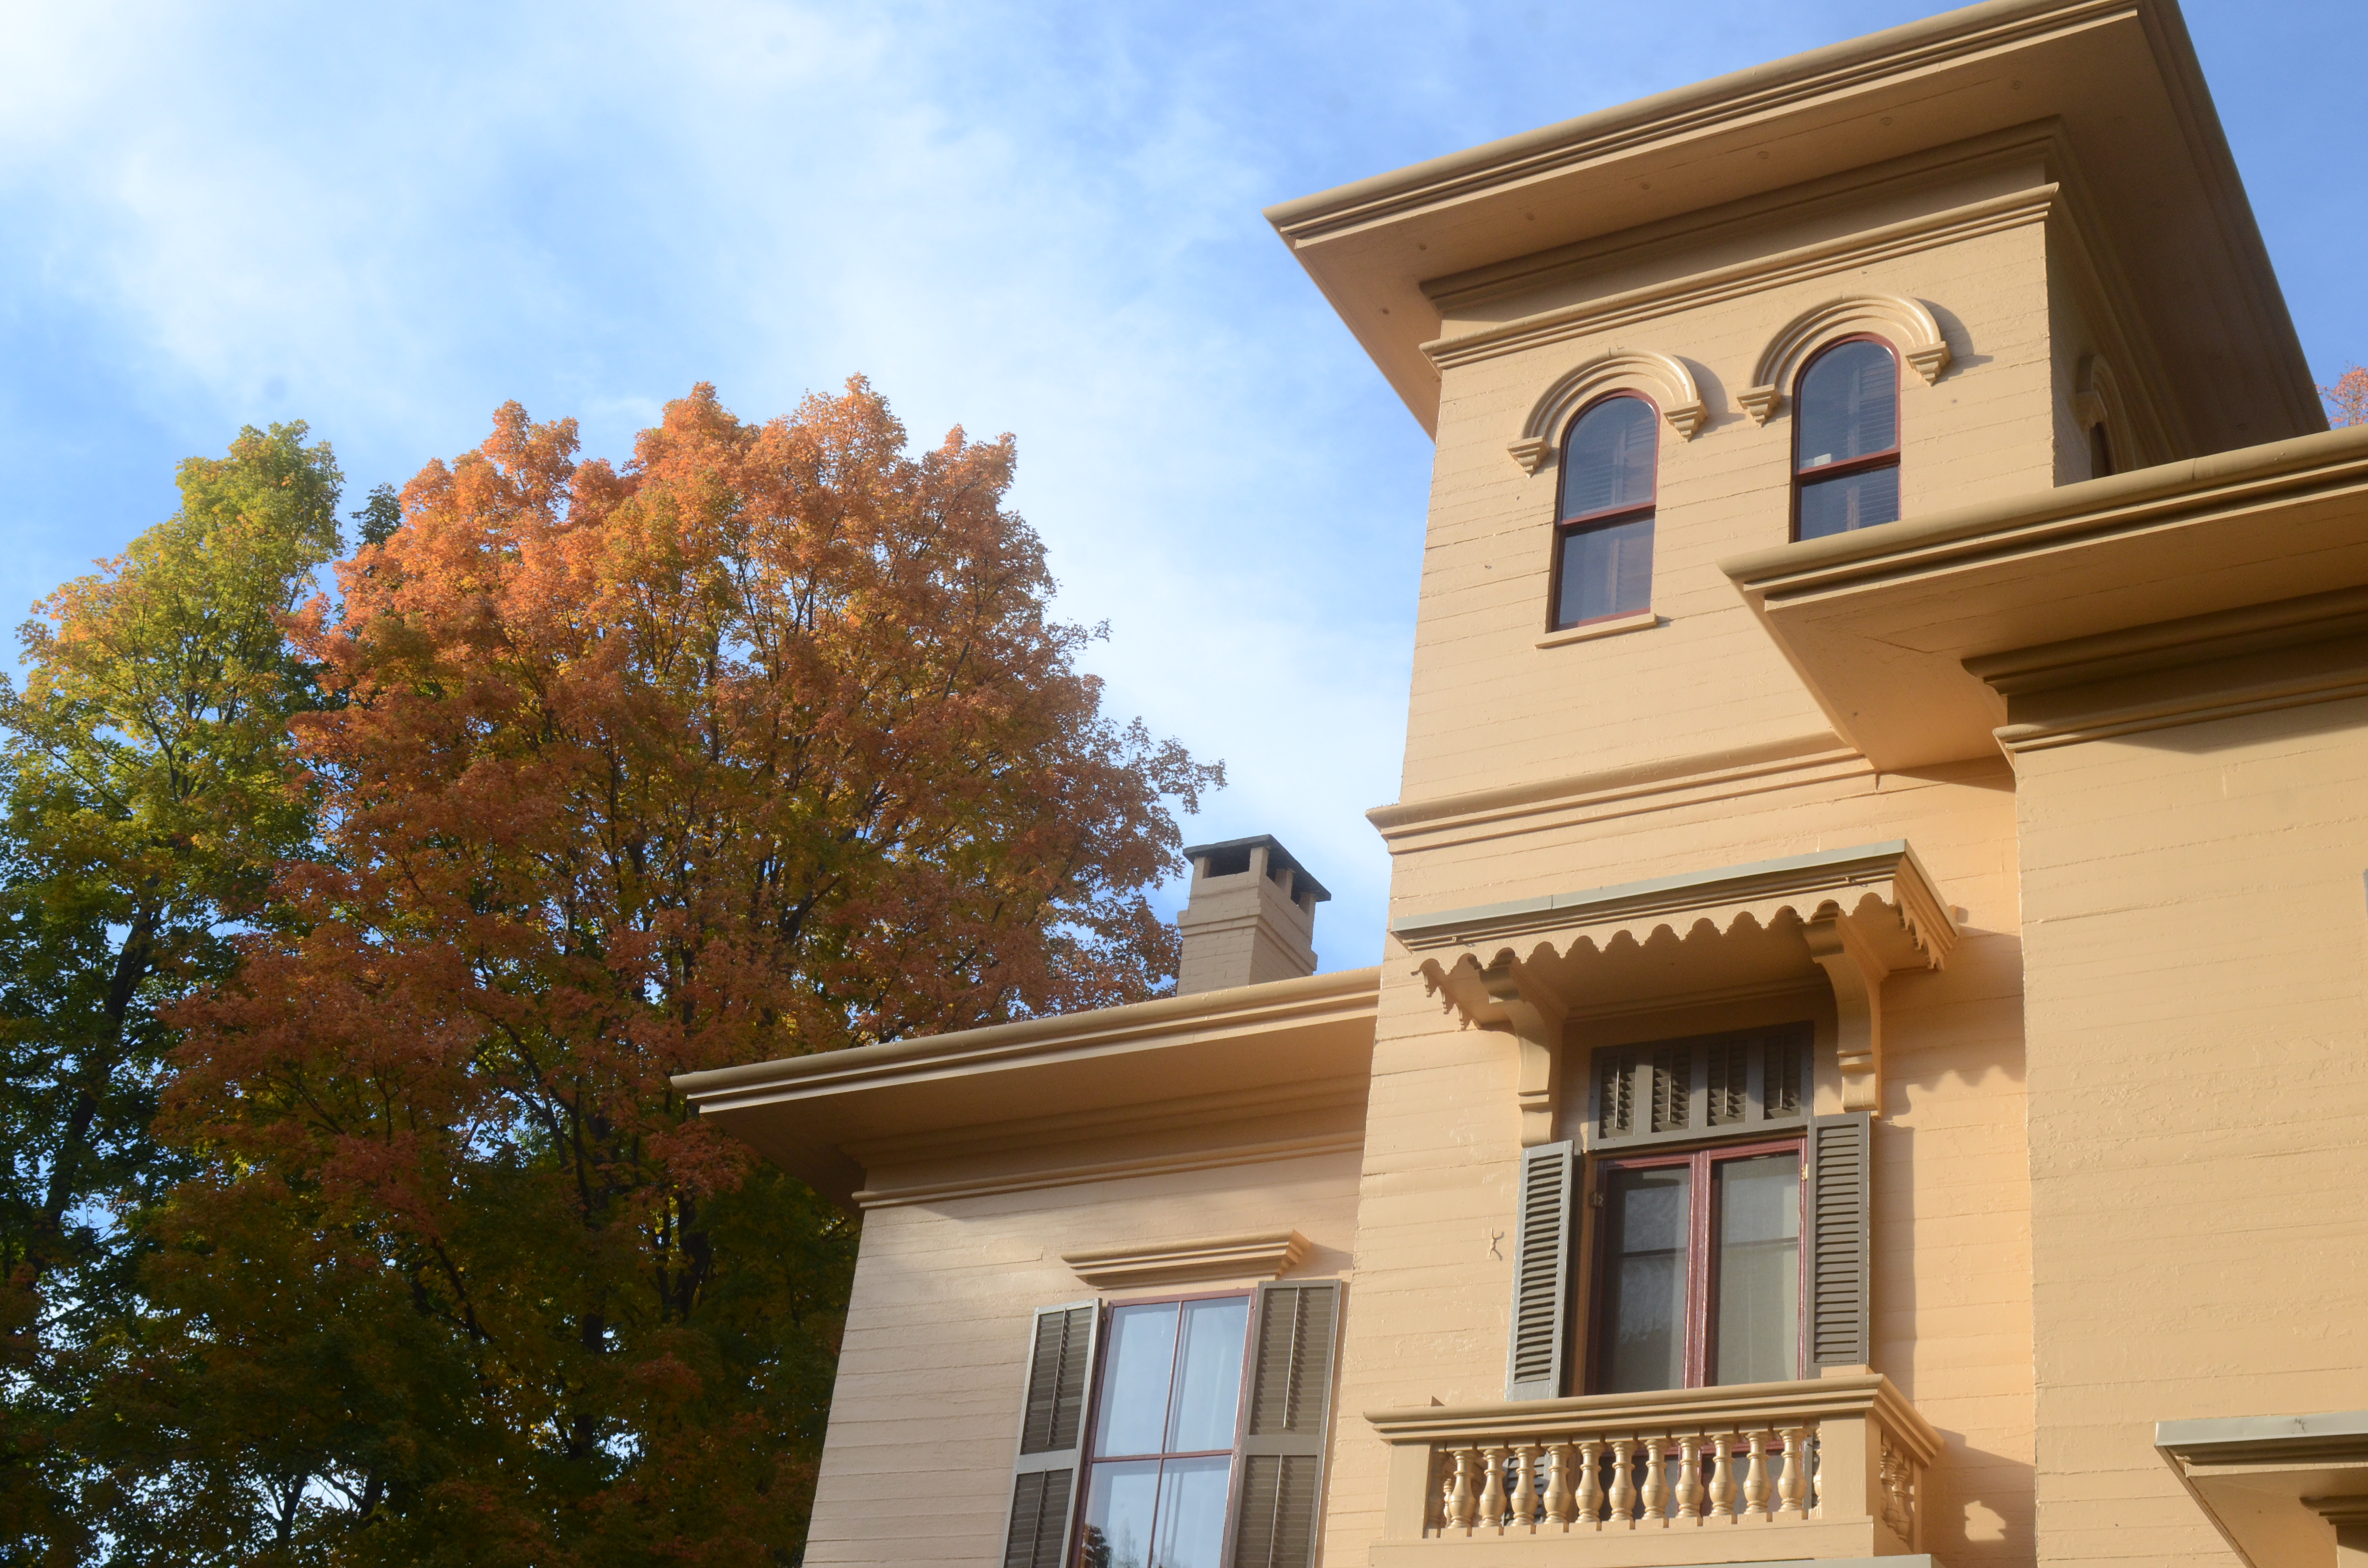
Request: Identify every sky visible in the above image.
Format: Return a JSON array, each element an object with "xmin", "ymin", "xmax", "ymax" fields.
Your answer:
[{"xmin": 1, "ymin": 0, "xmax": 2362, "ymax": 972}]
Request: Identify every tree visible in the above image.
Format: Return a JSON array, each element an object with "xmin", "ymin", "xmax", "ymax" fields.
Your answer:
[
  {"xmin": 0, "ymin": 425, "xmax": 343, "ymax": 1564},
  {"xmin": 2323, "ymin": 365, "xmax": 2368, "ymax": 428},
  {"xmin": 131, "ymin": 380, "xmax": 1218, "ymax": 1564}
]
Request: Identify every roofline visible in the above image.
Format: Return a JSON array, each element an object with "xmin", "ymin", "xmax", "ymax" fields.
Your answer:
[{"xmin": 671, "ymin": 965, "xmax": 1381, "ymax": 1110}]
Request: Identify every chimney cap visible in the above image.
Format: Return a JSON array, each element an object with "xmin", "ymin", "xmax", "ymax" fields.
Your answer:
[{"xmin": 1180, "ymin": 834, "xmax": 1332, "ymax": 902}]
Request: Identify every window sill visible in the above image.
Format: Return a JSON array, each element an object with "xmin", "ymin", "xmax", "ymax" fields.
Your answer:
[{"xmin": 1536, "ymin": 609, "xmax": 1659, "ymax": 649}]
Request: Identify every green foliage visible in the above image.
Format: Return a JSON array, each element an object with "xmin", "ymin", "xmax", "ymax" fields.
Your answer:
[{"xmin": 0, "ymin": 423, "xmax": 343, "ymax": 1563}]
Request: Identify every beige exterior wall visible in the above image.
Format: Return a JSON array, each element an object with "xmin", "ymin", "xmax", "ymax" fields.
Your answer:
[
  {"xmin": 1404, "ymin": 183, "xmax": 2059, "ymax": 801},
  {"xmin": 2012, "ymin": 698, "xmax": 2368, "ymax": 1568},
  {"xmin": 806, "ymin": 1150, "xmax": 1364, "ymax": 1567},
  {"xmin": 1328, "ymin": 762, "xmax": 2035, "ymax": 1568}
]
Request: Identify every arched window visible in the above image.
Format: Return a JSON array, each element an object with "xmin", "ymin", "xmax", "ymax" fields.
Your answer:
[
  {"xmin": 1792, "ymin": 338, "xmax": 1900, "ymax": 540},
  {"xmin": 1550, "ymin": 395, "xmax": 1657, "ymax": 630}
]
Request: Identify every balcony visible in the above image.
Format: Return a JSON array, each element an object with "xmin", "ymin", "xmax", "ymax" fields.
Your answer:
[{"xmin": 1366, "ymin": 1373, "xmax": 1939, "ymax": 1566}]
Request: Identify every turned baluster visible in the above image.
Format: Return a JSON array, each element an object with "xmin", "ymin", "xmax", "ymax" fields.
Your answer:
[
  {"xmin": 1675, "ymin": 1434, "xmax": 1704, "ymax": 1521},
  {"xmin": 1479, "ymin": 1445, "xmax": 1509, "ymax": 1533},
  {"xmin": 1707, "ymin": 1433, "xmax": 1738, "ymax": 1520},
  {"xmin": 1809, "ymin": 1427, "xmax": 1824, "ymax": 1517},
  {"xmin": 1543, "ymin": 1444, "xmax": 1574, "ymax": 1529},
  {"xmin": 1576, "ymin": 1440, "xmax": 1605, "ymax": 1528},
  {"xmin": 1639, "ymin": 1436, "xmax": 1668, "ymax": 1524},
  {"xmin": 1776, "ymin": 1427, "xmax": 1809, "ymax": 1518},
  {"xmin": 1879, "ymin": 1436, "xmax": 1914, "ymax": 1541},
  {"xmin": 1607, "ymin": 1438, "xmax": 1638, "ymax": 1526},
  {"xmin": 1741, "ymin": 1430, "xmax": 1772, "ymax": 1520},
  {"xmin": 1446, "ymin": 1446, "xmax": 1478, "ymax": 1532},
  {"xmin": 1511, "ymin": 1444, "xmax": 1541, "ymax": 1531}
]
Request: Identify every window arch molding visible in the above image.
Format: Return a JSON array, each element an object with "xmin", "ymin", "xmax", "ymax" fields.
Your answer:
[
  {"xmin": 1739, "ymin": 294, "xmax": 1952, "ymax": 426},
  {"xmin": 1508, "ymin": 349, "xmax": 1707, "ymax": 473},
  {"xmin": 2072, "ymin": 353, "xmax": 2138, "ymax": 478}
]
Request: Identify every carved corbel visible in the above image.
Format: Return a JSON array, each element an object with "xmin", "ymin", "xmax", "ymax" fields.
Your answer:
[
  {"xmin": 1480, "ymin": 958, "xmax": 1568, "ymax": 1147},
  {"xmin": 1804, "ymin": 916, "xmax": 1892, "ymax": 1114}
]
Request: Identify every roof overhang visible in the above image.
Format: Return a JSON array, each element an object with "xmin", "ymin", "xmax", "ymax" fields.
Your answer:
[
  {"xmin": 1265, "ymin": 0, "xmax": 2314, "ymax": 451},
  {"xmin": 2158, "ymin": 1410, "xmax": 2368, "ymax": 1568},
  {"xmin": 1720, "ymin": 425, "xmax": 2368, "ymax": 771},
  {"xmin": 672, "ymin": 968, "xmax": 1380, "ymax": 1211}
]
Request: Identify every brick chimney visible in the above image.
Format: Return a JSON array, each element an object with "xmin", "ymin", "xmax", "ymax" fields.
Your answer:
[{"xmin": 1174, "ymin": 835, "xmax": 1330, "ymax": 995}]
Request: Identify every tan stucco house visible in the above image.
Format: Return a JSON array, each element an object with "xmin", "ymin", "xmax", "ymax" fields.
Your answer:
[{"xmin": 671, "ymin": 2, "xmax": 2368, "ymax": 1566}]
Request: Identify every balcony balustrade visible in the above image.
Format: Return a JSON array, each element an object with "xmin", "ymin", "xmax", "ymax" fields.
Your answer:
[{"xmin": 1366, "ymin": 1372, "xmax": 1938, "ymax": 1566}]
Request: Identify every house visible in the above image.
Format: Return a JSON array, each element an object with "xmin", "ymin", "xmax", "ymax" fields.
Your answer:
[{"xmin": 670, "ymin": 1, "xmax": 2368, "ymax": 1565}]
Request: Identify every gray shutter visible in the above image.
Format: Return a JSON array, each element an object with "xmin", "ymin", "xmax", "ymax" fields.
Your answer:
[
  {"xmin": 1003, "ymin": 1300, "xmax": 1100, "ymax": 1568},
  {"xmin": 1233, "ymin": 1280, "xmax": 1343, "ymax": 1568},
  {"xmin": 1808, "ymin": 1112, "xmax": 1873, "ymax": 1366},
  {"xmin": 1504, "ymin": 1139, "xmax": 1575, "ymax": 1400}
]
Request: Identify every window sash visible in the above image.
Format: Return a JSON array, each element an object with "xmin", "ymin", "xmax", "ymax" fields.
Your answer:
[
  {"xmin": 1079, "ymin": 1291, "xmax": 1255, "ymax": 1568},
  {"xmin": 1586, "ymin": 1136, "xmax": 1807, "ymax": 1394}
]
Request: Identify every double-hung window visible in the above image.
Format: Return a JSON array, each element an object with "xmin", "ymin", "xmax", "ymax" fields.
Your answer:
[
  {"xmin": 1001, "ymin": 1282, "xmax": 1343, "ymax": 1568},
  {"xmin": 1549, "ymin": 394, "xmax": 1658, "ymax": 629},
  {"xmin": 1082, "ymin": 1294, "xmax": 1251, "ymax": 1568},
  {"xmin": 1792, "ymin": 337, "xmax": 1902, "ymax": 540}
]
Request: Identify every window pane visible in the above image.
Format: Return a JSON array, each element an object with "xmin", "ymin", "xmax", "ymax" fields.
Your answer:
[
  {"xmin": 1166, "ymin": 1297, "xmax": 1249, "ymax": 1453},
  {"xmin": 1559, "ymin": 396, "xmax": 1657, "ymax": 520},
  {"xmin": 1149, "ymin": 1456, "xmax": 1233, "ymax": 1568},
  {"xmin": 1796, "ymin": 464, "xmax": 1899, "ymax": 539},
  {"xmin": 1095, "ymin": 1303, "xmax": 1179, "ymax": 1457},
  {"xmin": 1714, "ymin": 1152, "xmax": 1801, "ymax": 1385},
  {"xmin": 1602, "ymin": 1164, "xmax": 1690, "ymax": 1393},
  {"xmin": 1795, "ymin": 340, "xmax": 1898, "ymax": 470},
  {"xmin": 1081, "ymin": 1458, "xmax": 1161, "ymax": 1568},
  {"xmin": 1556, "ymin": 514, "xmax": 1654, "ymax": 627}
]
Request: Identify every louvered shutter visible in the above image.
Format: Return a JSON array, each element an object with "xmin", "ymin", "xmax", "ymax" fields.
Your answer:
[
  {"xmin": 1807, "ymin": 1112, "xmax": 1873, "ymax": 1366},
  {"xmin": 1232, "ymin": 1280, "xmax": 1343, "ymax": 1568},
  {"xmin": 1504, "ymin": 1140, "xmax": 1575, "ymax": 1400},
  {"xmin": 1002, "ymin": 1301, "xmax": 1100, "ymax": 1568}
]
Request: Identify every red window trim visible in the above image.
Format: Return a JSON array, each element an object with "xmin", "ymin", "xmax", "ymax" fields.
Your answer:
[
  {"xmin": 1788, "ymin": 333, "xmax": 1901, "ymax": 544},
  {"xmin": 1546, "ymin": 391, "xmax": 1660, "ymax": 632},
  {"xmin": 1582, "ymin": 1134, "xmax": 1808, "ymax": 1394}
]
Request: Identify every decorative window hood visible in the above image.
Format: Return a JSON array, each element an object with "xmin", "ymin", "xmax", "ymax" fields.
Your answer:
[
  {"xmin": 1061, "ymin": 1229, "xmax": 1312, "ymax": 1290},
  {"xmin": 1393, "ymin": 843, "xmax": 1957, "ymax": 1140}
]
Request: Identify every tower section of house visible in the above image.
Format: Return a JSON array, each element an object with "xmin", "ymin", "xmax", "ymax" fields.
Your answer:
[{"xmin": 679, "ymin": 3, "xmax": 2368, "ymax": 1568}]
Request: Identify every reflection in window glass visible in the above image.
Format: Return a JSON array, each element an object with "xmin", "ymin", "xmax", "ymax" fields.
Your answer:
[
  {"xmin": 1557, "ymin": 516, "xmax": 1654, "ymax": 628},
  {"xmin": 1796, "ymin": 341, "xmax": 1898, "ymax": 469},
  {"xmin": 1167, "ymin": 1298, "xmax": 1249, "ymax": 1452},
  {"xmin": 1559, "ymin": 396, "xmax": 1658, "ymax": 520},
  {"xmin": 1714, "ymin": 1152, "xmax": 1801, "ymax": 1385},
  {"xmin": 1082, "ymin": 1460, "xmax": 1160, "ymax": 1568},
  {"xmin": 1095, "ymin": 1303, "xmax": 1180, "ymax": 1458},
  {"xmin": 1794, "ymin": 339, "xmax": 1902, "ymax": 540},
  {"xmin": 1602, "ymin": 1165, "xmax": 1691, "ymax": 1393},
  {"xmin": 1797, "ymin": 465, "xmax": 1900, "ymax": 540},
  {"xmin": 1149, "ymin": 1456, "xmax": 1232, "ymax": 1568}
]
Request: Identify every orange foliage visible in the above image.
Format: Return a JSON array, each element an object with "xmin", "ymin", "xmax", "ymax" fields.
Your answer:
[
  {"xmin": 146, "ymin": 380, "xmax": 1219, "ymax": 1562},
  {"xmin": 2323, "ymin": 365, "xmax": 2368, "ymax": 428}
]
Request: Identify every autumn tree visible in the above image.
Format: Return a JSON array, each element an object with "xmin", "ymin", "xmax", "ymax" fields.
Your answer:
[
  {"xmin": 0, "ymin": 425, "xmax": 344, "ymax": 1563},
  {"xmin": 123, "ymin": 381, "xmax": 1218, "ymax": 1564},
  {"xmin": 2325, "ymin": 365, "xmax": 2368, "ymax": 428}
]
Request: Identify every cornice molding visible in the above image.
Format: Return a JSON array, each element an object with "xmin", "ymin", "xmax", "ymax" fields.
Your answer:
[
  {"xmin": 673, "ymin": 965, "xmax": 1381, "ymax": 1114},
  {"xmin": 1422, "ymin": 185, "xmax": 2052, "ymax": 376},
  {"xmin": 1266, "ymin": 0, "xmax": 2119, "ymax": 245},
  {"xmin": 1508, "ymin": 350, "xmax": 1706, "ymax": 472},
  {"xmin": 1740, "ymin": 293, "xmax": 1955, "ymax": 426},
  {"xmin": 842, "ymin": 1079, "xmax": 1367, "ymax": 1170},
  {"xmin": 1061, "ymin": 1229, "xmax": 1312, "ymax": 1290},
  {"xmin": 1367, "ymin": 734, "xmax": 1868, "ymax": 856}
]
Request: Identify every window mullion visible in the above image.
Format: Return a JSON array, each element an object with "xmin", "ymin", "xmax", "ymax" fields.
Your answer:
[{"xmin": 1687, "ymin": 1148, "xmax": 1715, "ymax": 1388}]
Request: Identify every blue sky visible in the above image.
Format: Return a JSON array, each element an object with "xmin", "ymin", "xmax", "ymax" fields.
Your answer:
[{"xmin": 2, "ymin": 0, "xmax": 2361, "ymax": 971}]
